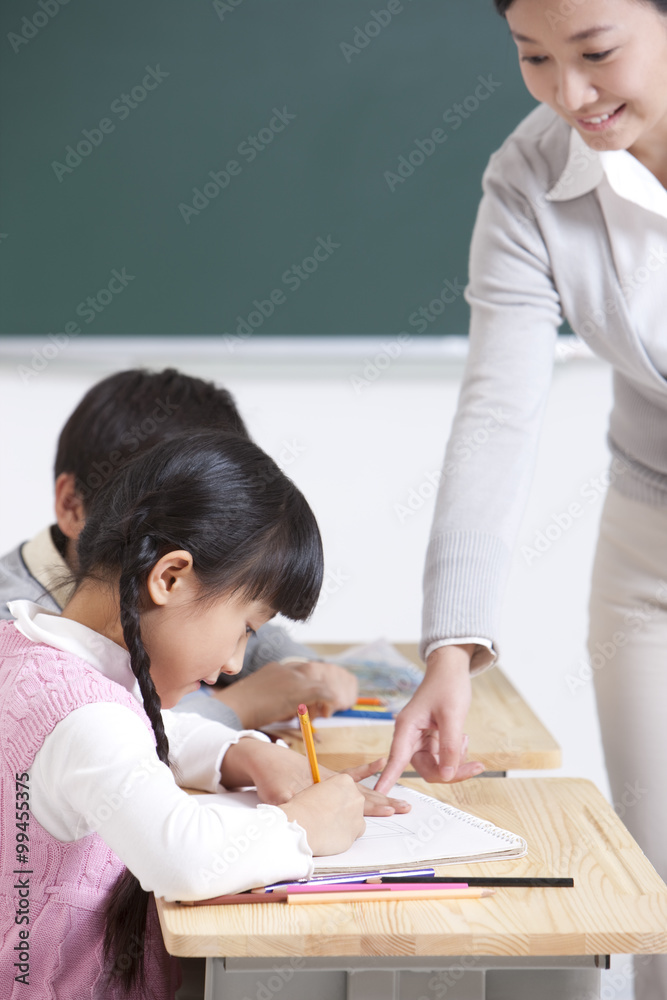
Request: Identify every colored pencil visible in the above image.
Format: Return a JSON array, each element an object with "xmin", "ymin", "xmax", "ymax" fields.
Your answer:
[
  {"xmin": 371, "ymin": 876, "xmax": 574, "ymax": 888},
  {"xmin": 287, "ymin": 888, "xmax": 494, "ymax": 904},
  {"xmin": 297, "ymin": 703, "xmax": 320, "ymax": 782},
  {"xmin": 178, "ymin": 893, "xmax": 288, "ymax": 906},
  {"xmin": 280, "ymin": 882, "xmax": 469, "ymax": 894}
]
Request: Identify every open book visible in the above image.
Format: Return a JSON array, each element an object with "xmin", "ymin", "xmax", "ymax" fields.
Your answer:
[{"xmin": 194, "ymin": 781, "xmax": 527, "ymax": 873}]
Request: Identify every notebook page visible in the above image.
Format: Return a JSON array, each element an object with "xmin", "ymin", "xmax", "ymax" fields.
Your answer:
[{"xmin": 192, "ymin": 782, "xmax": 526, "ymax": 872}]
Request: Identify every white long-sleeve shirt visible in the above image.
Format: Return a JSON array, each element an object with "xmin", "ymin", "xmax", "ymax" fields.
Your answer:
[
  {"xmin": 9, "ymin": 600, "xmax": 313, "ymax": 900},
  {"xmin": 422, "ymin": 105, "xmax": 667, "ymax": 668}
]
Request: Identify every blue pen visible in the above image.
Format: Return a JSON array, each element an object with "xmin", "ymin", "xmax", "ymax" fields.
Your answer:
[
  {"xmin": 334, "ymin": 708, "xmax": 394, "ymax": 719},
  {"xmin": 261, "ymin": 868, "xmax": 436, "ymax": 892}
]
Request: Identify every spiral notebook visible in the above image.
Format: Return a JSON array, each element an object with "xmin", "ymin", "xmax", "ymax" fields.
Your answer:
[{"xmin": 194, "ymin": 781, "xmax": 527, "ymax": 873}]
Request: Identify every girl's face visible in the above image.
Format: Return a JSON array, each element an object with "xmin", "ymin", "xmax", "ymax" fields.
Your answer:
[
  {"xmin": 506, "ymin": 0, "xmax": 667, "ymax": 158},
  {"xmin": 140, "ymin": 552, "xmax": 275, "ymax": 709}
]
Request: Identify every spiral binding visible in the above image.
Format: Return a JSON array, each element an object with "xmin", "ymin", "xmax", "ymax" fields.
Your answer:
[{"xmin": 407, "ymin": 785, "xmax": 525, "ymax": 847}]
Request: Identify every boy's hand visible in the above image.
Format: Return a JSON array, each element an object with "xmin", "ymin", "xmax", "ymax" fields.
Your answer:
[{"xmin": 214, "ymin": 660, "xmax": 358, "ymax": 729}]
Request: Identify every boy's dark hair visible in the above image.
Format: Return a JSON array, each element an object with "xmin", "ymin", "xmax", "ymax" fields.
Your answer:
[
  {"xmin": 54, "ymin": 368, "xmax": 249, "ymax": 503},
  {"xmin": 75, "ymin": 429, "xmax": 324, "ymax": 991}
]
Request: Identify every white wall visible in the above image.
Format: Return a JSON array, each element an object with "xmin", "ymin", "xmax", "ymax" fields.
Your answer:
[{"xmin": 0, "ymin": 337, "xmax": 614, "ymax": 801}]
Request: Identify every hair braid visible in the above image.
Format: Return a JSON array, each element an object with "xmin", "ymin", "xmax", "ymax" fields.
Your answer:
[
  {"xmin": 104, "ymin": 531, "xmax": 170, "ymax": 990},
  {"xmin": 118, "ymin": 536, "xmax": 169, "ymax": 764}
]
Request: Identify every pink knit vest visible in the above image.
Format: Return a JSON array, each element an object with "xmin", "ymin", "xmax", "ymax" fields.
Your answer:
[{"xmin": 0, "ymin": 620, "xmax": 180, "ymax": 999}]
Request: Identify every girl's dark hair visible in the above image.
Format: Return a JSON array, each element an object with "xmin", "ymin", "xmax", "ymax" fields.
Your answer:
[
  {"xmin": 75, "ymin": 430, "xmax": 324, "ymax": 990},
  {"xmin": 494, "ymin": 0, "xmax": 667, "ymax": 13}
]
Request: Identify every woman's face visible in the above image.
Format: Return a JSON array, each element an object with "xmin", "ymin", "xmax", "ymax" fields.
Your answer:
[{"xmin": 506, "ymin": 0, "xmax": 667, "ymax": 158}]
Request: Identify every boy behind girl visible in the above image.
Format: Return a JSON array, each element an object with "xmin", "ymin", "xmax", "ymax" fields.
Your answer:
[{"xmin": 0, "ymin": 368, "xmax": 357, "ymax": 728}]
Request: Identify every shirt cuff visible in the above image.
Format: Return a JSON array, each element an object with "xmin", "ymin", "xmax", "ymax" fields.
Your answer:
[
  {"xmin": 163, "ymin": 710, "xmax": 272, "ymax": 793},
  {"xmin": 423, "ymin": 637, "xmax": 497, "ymax": 676}
]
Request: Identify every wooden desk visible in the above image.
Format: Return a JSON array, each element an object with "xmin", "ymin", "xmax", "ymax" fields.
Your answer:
[
  {"xmin": 158, "ymin": 778, "xmax": 667, "ymax": 999},
  {"xmin": 266, "ymin": 643, "xmax": 561, "ymax": 773}
]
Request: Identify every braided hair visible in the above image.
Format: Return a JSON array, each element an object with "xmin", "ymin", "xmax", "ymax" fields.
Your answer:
[{"xmin": 74, "ymin": 431, "xmax": 324, "ymax": 991}]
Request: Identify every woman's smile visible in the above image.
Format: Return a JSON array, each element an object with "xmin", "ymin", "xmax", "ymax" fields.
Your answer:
[{"xmin": 576, "ymin": 102, "xmax": 626, "ymax": 131}]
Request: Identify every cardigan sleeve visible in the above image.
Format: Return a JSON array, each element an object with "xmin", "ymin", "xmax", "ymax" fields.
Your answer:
[
  {"xmin": 422, "ymin": 146, "xmax": 563, "ymax": 669},
  {"xmin": 28, "ymin": 702, "xmax": 313, "ymax": 899}
]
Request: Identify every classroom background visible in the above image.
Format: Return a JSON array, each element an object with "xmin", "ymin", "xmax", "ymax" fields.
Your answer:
[
  {"xmin": 1, "ymin": 0, "xmax": 626, "ymax": 890},
  {"xmin": 0, "ymin": 337, "xmax": 614, "ymax": 805}
]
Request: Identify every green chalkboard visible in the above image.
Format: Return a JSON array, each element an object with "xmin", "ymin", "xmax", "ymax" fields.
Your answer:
[{"xmin": 0, "ymin": 0, "xmax": 537, "ymax": 336}]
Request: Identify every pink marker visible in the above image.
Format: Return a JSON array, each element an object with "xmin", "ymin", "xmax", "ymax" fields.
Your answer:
[{"xmin": 276, "ymin": 882, "xmax": 469, "ymax": 894}]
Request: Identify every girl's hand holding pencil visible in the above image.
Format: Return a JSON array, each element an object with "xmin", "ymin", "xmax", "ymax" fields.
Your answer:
[{"xmin": 277, "ymin": 773, "xmax": 367, "ymax": 856}]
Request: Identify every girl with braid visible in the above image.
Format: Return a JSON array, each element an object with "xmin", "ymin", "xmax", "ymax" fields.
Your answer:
[{"xmin": 0, "ymin": 431, "xmax": 407, "ymax": 999}]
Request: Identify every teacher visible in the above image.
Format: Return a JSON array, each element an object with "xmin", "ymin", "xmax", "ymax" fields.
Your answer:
[{"xmin": 377, "ymin": 1, "xmax": 667, "ymax": 994}]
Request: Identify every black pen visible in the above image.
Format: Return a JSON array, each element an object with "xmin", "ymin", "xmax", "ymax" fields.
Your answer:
[{"xmin": 370, "ymin": 876, "xmax": 574, "ymax": 888}]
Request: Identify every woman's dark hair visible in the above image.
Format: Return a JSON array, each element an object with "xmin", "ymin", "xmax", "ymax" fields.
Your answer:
[
  {"xmin": 75, "ymin": 430, "xmax": 324, "ymax": 991},
  {"xmin": 494, "ymin": 0, "xmax": 667, "ymax": 13},
  {"xmin": 54, "ymin": 367, "xmax": 249, "ymax": 503}
]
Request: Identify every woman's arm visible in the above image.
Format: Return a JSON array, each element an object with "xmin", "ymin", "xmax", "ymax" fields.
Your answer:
[{"xmin": 379, "ymin": 145, "xmax": 564, "ymax": 791}]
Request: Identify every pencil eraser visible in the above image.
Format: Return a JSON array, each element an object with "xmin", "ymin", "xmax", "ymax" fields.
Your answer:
[{"xmin": 297, "ymin": 704, "xmax": 307, "ymax": 715}]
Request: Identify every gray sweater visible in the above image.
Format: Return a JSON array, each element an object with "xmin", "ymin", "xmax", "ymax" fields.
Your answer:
[
  {"xmin": 422, "ymin": 103, "xmax": 667, "ymax": 668},
  {"xmin": 0, "ymin": 530, "xmax": 314, "ymax": 728}
]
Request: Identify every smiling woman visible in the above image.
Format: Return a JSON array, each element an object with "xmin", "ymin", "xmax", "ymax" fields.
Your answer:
[
  {"xmin": 496, "ymin": 0, "xmax": 667, "ymax": 183},
  {"xmin": 377, "ymin": 4, "xmax": 667, "ymax": 997}
]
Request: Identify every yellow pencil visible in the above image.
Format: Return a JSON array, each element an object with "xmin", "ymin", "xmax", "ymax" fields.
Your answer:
[
  {"xmin": 287, "ymin": 888, "xmax": 494, "ymax": 905},
  {"xmin": 297, "ymin": 703, "xmax": 321, "ymax": 783}
]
